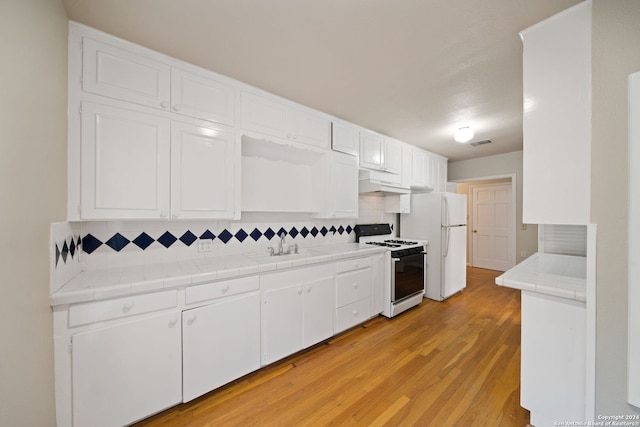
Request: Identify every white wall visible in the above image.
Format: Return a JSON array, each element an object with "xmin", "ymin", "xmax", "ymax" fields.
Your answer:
[
  {"xmin": 0, "ymin": 1, "xmax": 68, "ymax": 425},
  {"xmin": 448, "ymin": 151, "xmax": 539, "ymax": 265},
  {"xmin": 591, "ymin": 0, "xmax": 640, "ymax": 415}
]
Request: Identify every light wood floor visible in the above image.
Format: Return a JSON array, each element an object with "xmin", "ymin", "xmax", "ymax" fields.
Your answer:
[{"xmin": 135, "ymin": 267, "xmax": 530, "ymax": 427}]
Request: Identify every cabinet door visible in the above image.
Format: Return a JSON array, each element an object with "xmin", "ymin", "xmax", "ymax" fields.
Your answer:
[
  {"xmin": 331, "ymin": 152, "xmax": 359, "ymax": 218},
  {"xmin": 521, "ymin": 2, "xmax": 591, "ymax": 224},
  {"xmin": 262, "ymin": 285, "xmax": 303, "ymax": 364},
  {"xmin": 182, "ymin": 293, "xmax": 261, "ymax": 402},
  {"xmin": 437, "ymin": 157, "xmax": 448, "ymax": 192},
  {"xmin": 289, "ymin": 108, "xmax": 331, "ymax": 148},
  {"xmin": 383, "ymin": 138, "xmax": 402, "ymax": 175},
  {"xmin": 82, "ymin": 37, "xmax": 171, "ymax": 111},
  {"xmin": 411, "ymin": 148, "xmax": 427, "ymax": 187},
  {"xmin": 303, "ymin": 276, "xmax": 334, "ymax": 348},
  {"xmin": 332, "ymin": 120, "xmax": 360, "ymax": 155},
  {"xmin": 359, "ymin": 131, "xmax": 384, "ymax": 170},
  {"xmin": 80, "ymin": 102, "xmax": 170, "ymax": 219},
  {"xmin": 240, "ymin": 91, "xmax": 288, "ymax": 139},
  {"xmin": 170, "ymin": 68, "xmax": 235, "ymax": 124},
  {"xmin": 71, "ymin": 312, "xmax": 181, "ymax": 427},
  {"xmin": 171, "ymin": 122, "xmax": 237, "ymax": 219}
]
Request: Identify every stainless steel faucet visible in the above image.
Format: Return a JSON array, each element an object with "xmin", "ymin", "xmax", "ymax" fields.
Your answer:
[{"xmin": 277, "ymin": 233, "xmax": 286, "ymax": 255}]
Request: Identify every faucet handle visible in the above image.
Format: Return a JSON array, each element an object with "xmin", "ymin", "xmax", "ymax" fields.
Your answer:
[{"xmin": 267, "ymin": 247, "xmax": 275, "ymax": 256}]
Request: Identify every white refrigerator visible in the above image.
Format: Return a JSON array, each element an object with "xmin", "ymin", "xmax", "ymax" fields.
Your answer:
[{"xmin": 400, "ymin": 192, "xmax": 467, "ymax": 301}]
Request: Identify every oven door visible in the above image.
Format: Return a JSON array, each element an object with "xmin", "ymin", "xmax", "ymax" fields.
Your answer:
[{"xmin": 391, "ymin": 251, "xmax": 426, "ymax": 302}]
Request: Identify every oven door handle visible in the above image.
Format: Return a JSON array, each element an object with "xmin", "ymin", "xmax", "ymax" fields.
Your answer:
[{"xmin": 391, "ymin": 258, "xmax": 399, "ymax": 301}]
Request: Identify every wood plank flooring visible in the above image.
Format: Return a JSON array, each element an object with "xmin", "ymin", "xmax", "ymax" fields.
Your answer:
[{"xmin": 135, "ymin": 267, "xmax": 530, "ymax": 427}]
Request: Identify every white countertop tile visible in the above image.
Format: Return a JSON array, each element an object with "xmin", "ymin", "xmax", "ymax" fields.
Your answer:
[
  {"xmin": 50, "ymin": 243, "xmax": 384, "ymax": 306},
  {"xmin": 495, "ymin": 252, "xmax": 587, "ymax": 302}
]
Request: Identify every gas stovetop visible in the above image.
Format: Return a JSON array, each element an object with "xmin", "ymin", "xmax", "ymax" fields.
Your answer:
[{"xmin": 353, "ymin": 224, "xmax": 426, "ymax": 251}]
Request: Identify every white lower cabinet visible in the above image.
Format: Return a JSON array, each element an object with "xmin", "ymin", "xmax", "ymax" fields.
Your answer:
[
  {"xmin": 71, "ymin": 311, "xmax": 182, "ymax": 427},
  {"xmin": 182, "ymin": 292, "xmax": 261, "ymax": 402},
  {"xmin": 261, "ymin": 265, "xmax": 335, "ymax": 365},
  {"xmin": 335, "ymin": 257, "xmax": 373, "ymax": 333}
]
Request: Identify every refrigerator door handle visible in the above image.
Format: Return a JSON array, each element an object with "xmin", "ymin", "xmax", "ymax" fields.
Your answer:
[
  {"xmin": 443, "ymin": 195, "xmax": 449, "ymax": 227},
  {"xmin": 443, "ymin": 226, "xmax": 450, "ymax": 258}
]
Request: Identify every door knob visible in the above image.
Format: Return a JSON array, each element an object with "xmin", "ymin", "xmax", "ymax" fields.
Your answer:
[{"xmin": 473, "ymin": 230, "xmax": 477, "ymax": 233}]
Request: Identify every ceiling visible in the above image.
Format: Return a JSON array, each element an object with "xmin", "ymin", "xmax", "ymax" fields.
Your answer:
[{"xmin": 62, "ymin": 0, "xmax": 581, "ymax": 162}]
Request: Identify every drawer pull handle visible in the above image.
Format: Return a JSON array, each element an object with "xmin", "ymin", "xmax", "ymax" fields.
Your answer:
[
  {"xmin": 353, "ymin": 309, "xmax": 359, "ymax": 316},
  {"xmin": 221, "ymin": 285, "xmax": 230, "ymax": 294},
  {"xmin": 168, "ymin": 317, "xmax": 178, "ymax": 328},
  {"xmin": 306, "ymin": 286, "xmax": 311, "ymax": 293},
  {"xmin": 122, "ymin": 301, "xmax": 134, "ymax": 313},
  {"xmin": 186, "ymin": 315, "xmax": 197, "ymax": 325},
  {"xmin": 298, "ymin": 287, "xmax": 303, "ymax": 295},
  {"xmin": 353, "ymin": 283, "xmax": 359, "ymax": 289}
]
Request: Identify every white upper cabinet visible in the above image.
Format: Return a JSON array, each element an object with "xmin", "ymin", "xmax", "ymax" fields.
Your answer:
[
  {"xmin": 240, "ymin": 91, "xmax": 331, "ymax": 149},
  {"xmin": 170, "ymin": 68, "xmax": 235, "ymax": 124},
  {"xmin": 331, "ymin": 120, "xmax": 360, "ymax": 156},
  {"xmin": 318, "ymin": 152, "xmax": 358, "ymax": 218},
  {"xmin": 170, "ymin": 122, "xmax": 238, "ymax": 219},
  {"xmin": 359, "ymin": 131, "xmax": 402, "ymax": 174},
  {"xmin": 82, "ymin": 37, "xmax": 172, "ymax": 111},
  {"xmin": 80, "ymin": 102, "xmax": 171, "ymax": 219},
  {"xmin": 521, "ymin": 1, "xmax": 591, "ymax": 224}
]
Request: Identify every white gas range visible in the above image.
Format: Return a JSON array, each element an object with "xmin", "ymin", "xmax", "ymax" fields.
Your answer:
[{"xmin": 354, "ymin": 224, "xmax": 428, "ymax": 318}]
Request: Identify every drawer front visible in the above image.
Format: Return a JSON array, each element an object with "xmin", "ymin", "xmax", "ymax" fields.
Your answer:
[
  {"xmin": 69, "ymin": 290, "xmax": 177, "ymax": 327},
  {"xmin": 186, "ymin": 275, "xmax": 259, "ymax": 304},
  {"xmin": 336, "ymin": 268, "xmax": 371, "ymax": 307},
  {"xmin": 336, "ymin": 298, "xmax": 371, "ymax": 333},
  {"xmin": 336, "ymin": 257, "xmax": 371, "ymax": 274}
]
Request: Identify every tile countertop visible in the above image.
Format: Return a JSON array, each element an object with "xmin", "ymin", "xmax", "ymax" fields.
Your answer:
[
  {"xmin": 495, "ymin": 252, "xmax": 587, "ymax": 302},
  {"xmin": 50, "ymin": 243, "xmax": 386, "ymax": 306}
]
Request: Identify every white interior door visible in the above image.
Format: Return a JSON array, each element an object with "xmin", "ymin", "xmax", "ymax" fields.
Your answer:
[{"xmin": 472, "ymin": 184, "xmax": 512, "ymax": 271}]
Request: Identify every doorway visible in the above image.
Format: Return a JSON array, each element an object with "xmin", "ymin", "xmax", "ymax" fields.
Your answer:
[{"xmin": 453, "ymin": 177, "xmax": 516, "ymax": 272}]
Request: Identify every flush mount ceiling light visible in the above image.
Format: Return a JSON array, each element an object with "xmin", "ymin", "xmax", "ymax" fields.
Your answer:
[{"xmin": 454, "ymin": 126, "xmax": 474, "ymax": 143}]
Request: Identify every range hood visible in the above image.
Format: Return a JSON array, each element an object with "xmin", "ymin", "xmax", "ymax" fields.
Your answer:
[{"xmin": 358, "ymin": 169, "xmax": 411, "ymax": 195}]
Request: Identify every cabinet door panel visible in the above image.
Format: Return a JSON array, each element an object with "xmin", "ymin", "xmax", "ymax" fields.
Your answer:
[
  {"xmin": 171, "ymin": 68, "xmax": 235, "ymax": 124},
  {"xmin": 262, "ymin": 286, "xmax": 303, "ymax": 364},
  {"xmin": 303, "ymin": 276, "xmax": 334, "ymax": 348},
  {"xmin": 384, "ymin": 139, "xmax": 402, "ymax": 175},
  {"xmin": 171, "ymin": 122, "xmax": 236, "ymax": 219},
  {"xmin": 241, "ymin": 92, "xmax": 288, "ymax": 138},
  {"xmin": 289, "ymin": 108, "xmax": 331, "ymax": 148},
  {"xmin": 332, "ymin": 152, "xmax": 358, "ymax": 218},
  {"xmin": 80, "ymin": 102, "xmax": 170, "ymax": 219},
  {"xmin": 182, "ymin": 293, "xmax": 260, "ymax": 402},
  {"xmin": 332, "ymin": 121, "xmax": 359, "ymax": 155},
  {"xmin": 83, "ymin": 38, "xmax": 170, "ymax": 110},
  {"xmin": 359, "ymin": 132, "xmax": 384, "ymax": 170},
  {"xmin": 72, "ymin": 312, "xmax": 181, "ymax": 427}
]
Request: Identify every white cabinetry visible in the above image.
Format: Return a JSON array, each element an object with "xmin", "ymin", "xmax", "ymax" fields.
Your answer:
[
  {"xmin": 240, "ymin": 91, "xmax": 331, "ymax": 149},
  {"xmin": 335, "ymin": 257, "xmax": 372, "ymax": 333},
  {"xmin": 80, "ymin": 102, "xmax": 171, "ymax": 219},
  {"xmin": 261, "ymin": 265, "xmax": 334, "ymax": 365},
  {"xmin": 71, "ymin": 311, "xmax": 181, "ymax": 427},
  {"xmin": 332, "ymin": 120, "xmax": 360, "ymax": 155},
  {"xmin": 521, "ymin": 1, "xmax": 591, "ymax": 224},
  {"xmin": 171, "ymin": 121, "xmax": 238, "ymax": 219},
  {"xmin": 359, "ymin": 131, "xmax": 402, "ymax": 174},
  {"xmin": 170, "ymin": 67, "xmax": 235, "ymax": 124},
  {"xmin": 521, "ymin": 291, "xmax": 587, "ymax": 426},
  {"xmin": 370, "ymin": 253, "xmax": 386, "ymax": 315},
  {"xmin": 82, "ymin": 37, "xmax": 171, "ymax": 111},
  {"xmin": 318, "ymin": 151, "xmax": 358, "ymax": 218},
  {"xmin": 182, "ymin": 291, "xmax": 260, "ymax": 402}
]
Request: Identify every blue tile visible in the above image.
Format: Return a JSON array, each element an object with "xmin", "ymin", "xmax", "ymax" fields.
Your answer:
[
  {"xmin": 235, "ymin": 229, "xmax": 248, "ymax": 242},
  {"xmin": 55, "ymin": 244, "xmax": 60, "ymax": 267},
  {"xmin": 250, "ymin": 228, "xmax": 263, "ymax": 241},
  {"xmin": 157, "ymin": 231, "xmax": 178, "ymax": 248},
  {"xmin": 61, "ymin": 241, "xmax": 69, "ymax": 262},
  {"xmin": 320, "ymin": 226, "xmax": 328, "ymax": 236},
  {"xmin": 133, "ymin": 232, "xmax": 154, "ymax": 250},
  {"xmin": 70, "ymin": 239, "xmax": 76, "ymax": 258},
  {"xmin": 264, "ymin": 228, "xmax": 276, "ymax": 240},
  {"xmin": 289, "ymin": 227, "xmax": 299, "ymax": 238},
  {"xmin": 105, "ymin": 233, "xmax": 130, "ymax": 252},
  {"xmin": 218, "ymin": 229, "xmax": 232, "ymax": 244},
  {"xmin": 330, "ymin": 226, "xmax": 337, "ymax": 234},
  {"xmin": 311, "ymin": 227, "xmax": 319, "ymax": 237},
  {"xmin": 346, "ymin": 225, "xmax": 353, "ymax": 234},
  {"xmin": 199, "ymin": 230, "xmax": 215, "ymax": 240},
  {"xmin": 82, "ymin": 234, "xmax": 103, "ymax": 254},
  {"xmin": 180, "ymin": 231, "xmax": 197, "ymax": 246},
  {"xmin": 300, "ymin": 227, "xmax": 309, "ymax": 238},
  {"xmin": 277, "ymin": 227, "xmax": 287, "ymax": 238},
  {"xmin": 338, "ymin": 225, "xmax": 345, "ymax": 235}
]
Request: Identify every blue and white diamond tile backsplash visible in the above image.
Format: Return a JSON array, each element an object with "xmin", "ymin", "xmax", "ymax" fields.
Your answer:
[{"xmin": 51, "ymin": 222, "xmax": 82, "ymax": 294}]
